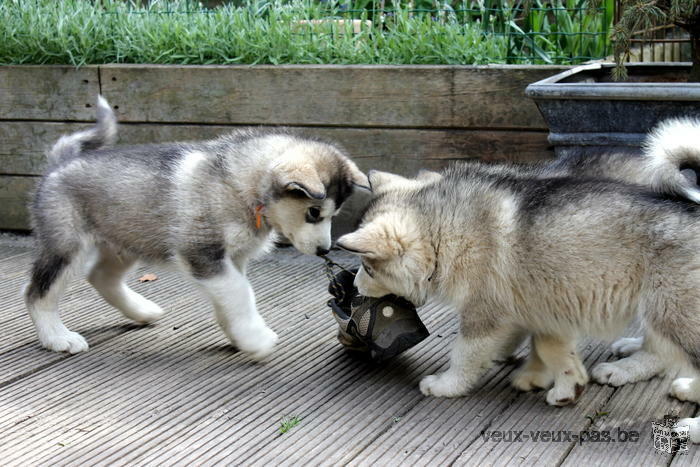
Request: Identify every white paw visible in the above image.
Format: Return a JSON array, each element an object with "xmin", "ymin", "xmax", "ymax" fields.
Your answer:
[
  {"xmin": 677, "ymin": 417, "xmax": 700, "ymax": 443},
  {"xmin": 40, "ymin": 329, "xmax": 89, "ymax": 354},
  {"xmin": 545, "ymin": 382, "xmax": 585, "ymax": 406},
  {"xmin": 592, "ymin": 361, "xmax": 635, "ymax": 387},
  {"xmin": 610, "ymin": 337, "xmax": 643, "ymax": 357},
  {"xmin": 122, "ymin": 296, "xmax": 164, "ymax": 324},
  {"xmin": 670, "ymin": 377, "xmax": 700, "ymax": 403},
  {"xmin": 419, "ymin": 372, "xmax": 470, "ymax": 398},
  {"xmin": 544, "ymin": 363, "xmax": 588, "ymax": 406},
  {"xmin": 512, "ymin": 368, "xmax": 554, "ymax": 392},
  {"xmin": 235, "ymin": 325, "xmax": 279, "ymax": 361}
]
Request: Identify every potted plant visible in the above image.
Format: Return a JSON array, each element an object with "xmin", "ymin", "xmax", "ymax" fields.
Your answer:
[{"xmin": 526, "ymin": 1, "xmax": 700, "ymax": 157}]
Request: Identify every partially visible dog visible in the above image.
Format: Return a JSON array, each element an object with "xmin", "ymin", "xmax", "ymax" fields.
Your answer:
[
  {"xmin": 337, "ymin": 118, "xmax": 700, "ymax": 441},
  {"xmin": 25, "ymin": 96, "xmax": 368, "ymax": 360}
]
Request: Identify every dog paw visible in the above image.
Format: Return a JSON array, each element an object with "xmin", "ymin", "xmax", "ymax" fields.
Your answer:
[
  {"xmin": 670, "ymin": 377, "xmax": 700, "ymax": 403},
  {"xmin": 40, "ymin": 329, "xmax": 89, "ymax": 354},
  {"xmin": 512, "ymin": 368, "xmax": 554, "ymax": 392},
  {"xmin": 124, "ymin": 299, "xmax": 164, "ymax": 324},
  {"xmin": 419, "ymin": 372, "xmax": 470, "ymax": 398},
  {"xmin": 546, "ymin": 382, "xmax": 585, "ymax": 406},
  {"xmin": 592, "ymin": 361, "xmax": 636, "ymax": 386},
  {"xmin": 235, "ymin": 325, "xmax": 279, "ymax": 361},
  {"xmin": 610, "ymin": 337, "xmax": 643, "ymax": 357},
  {"xmin": 544, "ymin": 363, "xmax": 587, "ymax": 406},
  {"xmin": 677, "ymin": 417, "xmax": 700, "ymax": 443}
]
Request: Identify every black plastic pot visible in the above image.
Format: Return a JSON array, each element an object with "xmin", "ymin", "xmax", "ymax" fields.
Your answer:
[{"xmin": 525, "ymin": 63, "xmax": 700, "ymax": 157}]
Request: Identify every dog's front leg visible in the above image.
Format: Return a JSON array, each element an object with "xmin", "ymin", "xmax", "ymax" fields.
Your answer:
[
  {"xmin": 191, "ymin": 256, "xmax": 278, "ymax": 360},
  {"xmin": 420, "ymin": 316, "xmax": 513, "ymax": 398}
]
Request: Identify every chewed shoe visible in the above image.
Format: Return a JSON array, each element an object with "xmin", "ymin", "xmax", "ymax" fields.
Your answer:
[{"xmin": 327, "ymin": 267, "xmax": 429, "ymax": 362}]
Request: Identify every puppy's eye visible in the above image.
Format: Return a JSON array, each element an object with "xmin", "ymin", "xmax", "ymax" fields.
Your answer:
[
  {"xmin": 305, "ymin": 207, "xmax": 323, "ymax": 223},
  {"xmin": 362, "ymin": 261, "xmax": 375, "ymax": 278}
]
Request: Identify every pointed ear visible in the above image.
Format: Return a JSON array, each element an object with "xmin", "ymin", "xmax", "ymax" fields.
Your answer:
[
  {"xmin": 416, "ymin": 169, "xmax": 442, "ymax": 183},
  {"xmin": 345, "ymin": 160, "xmax": 371, "ymax": 191},
  {"xmin": 368, "ymin": 170, "xmax": 412, "ymax": 195},
  {"xmin": 336, "ymin": 227, "xmax": 379, "ymax": 257},
  {"xmin": 336, "ymin": 221, "xmax": 404, "ymax": 260},
  {"xmin": 276, "ymin": 164, "xmax": 326, "ymax": 200},
  {"xmin": 335, "ymin": 231, "xmax": 370, "ymax": 255}
]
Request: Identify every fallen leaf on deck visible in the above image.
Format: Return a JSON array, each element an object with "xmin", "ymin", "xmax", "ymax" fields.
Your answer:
[{"xmin": 138, "ymin": 273, "xmax": 158, "ymax": 282}]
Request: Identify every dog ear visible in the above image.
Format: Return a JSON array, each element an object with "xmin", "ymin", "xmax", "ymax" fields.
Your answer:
[
  {"xmin": 336, "ymin": 222, "xmax": 403, "ymax": 259},
  {"xmin": 336, "ymin": 229, "xmax": 377, "ymax": 257},
  {"xmin": 284, "ymin": 181, "xmax": 326, "ymax": 200},
  {"xmin": 416, "ymin": 169, "xmax": 442, "ymax": 183},
  {"xmin": 276, "ymin": 165, "xmax": 326, "ymax": 200},
  {"xmin": 368, "ymin": 170, "xmax": 412, "ymax": 194},
  {"xmin": 346, "ymin": 160, "xmax": 371, "ymax": 191}
]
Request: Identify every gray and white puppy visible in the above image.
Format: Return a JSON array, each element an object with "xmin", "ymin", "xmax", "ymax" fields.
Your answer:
[
  {"xmin": 25, "ymin": 96, "xmax": 369, "ymax": 360},
  {"xmin": 337, "ymin": 118, "xmax": 700, "ymax": 441}
]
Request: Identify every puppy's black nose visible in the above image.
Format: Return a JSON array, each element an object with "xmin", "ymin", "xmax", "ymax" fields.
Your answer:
[{"xmin": 316, "ymin": 247, "xmax": 330, "ymax": 256}]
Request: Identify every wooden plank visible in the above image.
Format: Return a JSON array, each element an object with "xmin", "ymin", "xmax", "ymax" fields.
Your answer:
[
  {"xmin": 0, "ymin": 175, "xmax": 36, "ymax": 230},
  {"xmin": 100, "ymin": 64, "xmax": 568, "ymax": 129},
  {"xmin": 0, "ymin": 121, "xmax": 552, "ymax": 176},
  {"xmin": 0, "ymin": 66, "xmax": 100, "ymax": 121},
  {"xmin": 347, "ymin": 340, "xmax": 608, "ymax": 466},
  {"xmin": 562, "ymin": 370, "xmax": 695, "ymax": 467},
  {"xmin": 0, "ymin": 122, "xmax": 91, "ymax": 175},
  {"xmin": 1, "ymin": 243, "xmax": 695, "ymax": 465}
]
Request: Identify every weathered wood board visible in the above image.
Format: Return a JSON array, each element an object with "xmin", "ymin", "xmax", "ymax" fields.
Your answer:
[
  {"xmin": 0, "ymin": 66, "xmax": 100, "ymax": 121},
  {"xmin": 0, "ymin": 122, "xmax": 551, "ymax": 230},
  {"xmin": 0, "ymin": 121, "xmax": 552, "ymax": 177},
  {"xmin": 99, "ymin": 65, "xmax": 567, "ymax": 129},
  {"xmin": 1, "ymin": 244, "xmax": 695, "ymax": 465},
  {"xmin": 0, "ymin": 64, "xmax": 562, "ymax": 230},
  {"xmin": 0, "ymin": 176, "xmax": 36, "ymax": 230}
]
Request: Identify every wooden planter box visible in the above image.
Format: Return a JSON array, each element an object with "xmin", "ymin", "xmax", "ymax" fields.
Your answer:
[{"xmin": 0, "ymin": 64, "xmax": 567, "ymax": 230}]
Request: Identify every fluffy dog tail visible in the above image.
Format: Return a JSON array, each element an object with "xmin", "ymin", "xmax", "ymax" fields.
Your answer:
[
  {"xmin": 47, "ymin": 95, "xmax": 117, "ymax": 165},
  {"xmin": 643, "ymin": 117, "xmax": 700, "ymax": 203}
]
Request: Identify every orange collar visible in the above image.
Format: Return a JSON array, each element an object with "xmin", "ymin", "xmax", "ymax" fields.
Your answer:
[{"xmin": 254, "ymin": 205, "xmax": 265, "ymax": 229}]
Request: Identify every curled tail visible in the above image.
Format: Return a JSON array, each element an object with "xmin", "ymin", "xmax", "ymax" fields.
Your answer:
[
  {"xmin": 643, "ymin": 117, "xmax": 700, "ymax": 203},
  {"xmin": 47, "ymin": 95, "xmax": 117, "ymax": 165}
]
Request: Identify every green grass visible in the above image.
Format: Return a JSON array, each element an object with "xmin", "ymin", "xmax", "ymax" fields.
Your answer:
[
  {"xmin": 0, "ymin": 0, "xmax": 613, "ymax": 66},
  {"xmin": 0, "ymin": 0, "xmax": 509, "ymax": 66},
  {"xmin": 279, "ymin": 415, "xmax": 302, "ymax": 434}
]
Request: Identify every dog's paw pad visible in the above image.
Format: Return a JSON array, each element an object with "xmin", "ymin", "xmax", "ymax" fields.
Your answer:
[
  {"xmin": 512, "ymin": 368, "xmax": 553, "ymax": 392},
  {"xmin": 592, "ymin": 362, "xmax": 633, "ymax": 386},
  {"xmin": 41, "ymin": 330, "xmax": 89, "ymax": 354},
  {"xmin": 610, "ymin": 337, "xmax": 643, "ymax": 357}
]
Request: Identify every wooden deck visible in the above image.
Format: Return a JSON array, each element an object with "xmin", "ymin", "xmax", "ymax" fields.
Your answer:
[{"xmin": 0, "ymin": 235, "xmax": 697, "ymax": 466}]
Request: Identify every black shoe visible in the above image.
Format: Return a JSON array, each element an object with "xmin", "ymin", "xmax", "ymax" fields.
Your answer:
[{"xmin": 327, "ymin": 268, "xmax": 429, "ymax": 362}]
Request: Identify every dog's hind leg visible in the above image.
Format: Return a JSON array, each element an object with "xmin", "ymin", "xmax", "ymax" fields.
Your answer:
[
  {"xmin": 533, "ymin": 335, "xmax": 588, "ymax": 406},
  {"xmin": 25, "ymin": 248, "xmax": 88, "ymax": 353},
  {"xmin": 187, "ymin": 253, "xmax": 278, "ymax": 361},
  {"xmin": 88, "ymin": 247, "xmax": 164, "ymax": 324}
]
